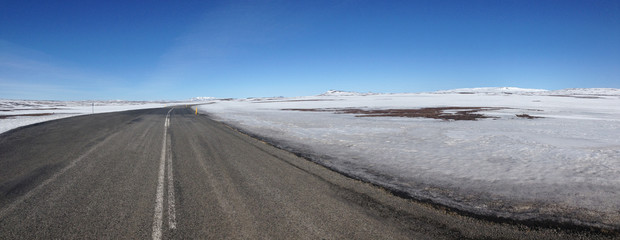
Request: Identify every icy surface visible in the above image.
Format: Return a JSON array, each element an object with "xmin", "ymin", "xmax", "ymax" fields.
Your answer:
[
  {"xmin": 198, "ymin": 88, "xmax": 620, "ymax": 229},
  {"xmin": 0, "ymin": 99, "xmax": 173, "ymax": 134}
]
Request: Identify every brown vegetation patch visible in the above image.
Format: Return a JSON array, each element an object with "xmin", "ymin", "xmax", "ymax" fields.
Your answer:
[
  {"xmin": 516, "ymin": 114, "xmax": 543, "ymax": 119},
  {"xmin": 549, "ymin": 95, "xmax": 601, "ymax": 99},
  {"xmin": 253, "ymin": 99, "xmax": 340, "ymax": 103},
  {"xmin": 284, "ymin": 107, "xmax": 506, "ymax": 121},
  {"xmin": 6, "ymin": 108, "xmax": 65, "ymax": 111},
  {"xmin": 0, "ymin": 113, "xmax": 54, "ymax": 119}
]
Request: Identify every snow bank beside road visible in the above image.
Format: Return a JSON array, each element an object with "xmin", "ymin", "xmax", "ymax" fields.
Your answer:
[
  {"xmin": 198, "ymin": 88, "xmax": 620, "ymax": 230},
  {"xmin": 0, "ymin": 99, "xmax": 169, "ymax": 134}
]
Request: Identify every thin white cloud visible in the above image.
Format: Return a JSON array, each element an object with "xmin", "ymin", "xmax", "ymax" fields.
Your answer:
[{"xmin": 150, "ymin": 2, "xmax": 310, "ymax": 83}]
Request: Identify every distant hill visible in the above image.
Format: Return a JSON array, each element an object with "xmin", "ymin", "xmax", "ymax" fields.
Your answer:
[
  {"xmin": 318, "ymin": 90, "xmax": 376, "ymax": 96},
  {"xmin": 190, "ymin": 97, "xmax": 217, "ymax": 101},
  {"xmin": 543, "ymin": 88, "xmax": 620, "ymax": 96},
  {"xmin": 433, "ymin": 87, "xmax": 620, "ymax": 96},
  {"xmin": 433, "ymin": 87, "xmax": 548, "ymax": 94}
]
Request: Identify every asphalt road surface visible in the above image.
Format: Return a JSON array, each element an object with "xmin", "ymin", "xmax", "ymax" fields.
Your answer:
[{"xmin": 0, "ymin": 107, "xmax": 614, "ymax": 239}]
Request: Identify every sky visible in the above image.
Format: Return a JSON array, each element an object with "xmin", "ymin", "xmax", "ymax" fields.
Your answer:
[{"xmin": 1, "ymin": 0, "xmax": 619, "ymax": 100}]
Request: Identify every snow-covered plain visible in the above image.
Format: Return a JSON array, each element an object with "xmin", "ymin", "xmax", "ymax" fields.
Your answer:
[
  {"xmin": 0, "ymin": 99, "xmax": 171, "ymax": 134},
  {"xmin": 198, "ymin": 88, "xmax": 620, "ymax": 230}
]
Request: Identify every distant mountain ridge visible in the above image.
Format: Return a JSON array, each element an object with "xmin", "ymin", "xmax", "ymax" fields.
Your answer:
[
  {"xmin": 190, "ymin": 97, "xmax": 217, "ymax": 101},
  {"xmin": 543, "ymin": 88, "xmax": 620, "ymax": 96},
  {"xmin": 434, "ymin": 87, "xmax": 620, "ymax": 96},
  {"xmin": 319, "ymin": 90, "xmax": 376, "ymax": 96},
  {"xmin": 318, "ymin": 87, "xmax": 620, "ymax": 97},
  {"xmin": 434, "ymin": 87, "xmax": 548, "ymax": 94}
]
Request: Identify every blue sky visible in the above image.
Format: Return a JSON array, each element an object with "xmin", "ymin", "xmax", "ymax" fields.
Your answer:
[{"xmin": 1, "ymin": 0, "xmax": 619, "ymax": 100}]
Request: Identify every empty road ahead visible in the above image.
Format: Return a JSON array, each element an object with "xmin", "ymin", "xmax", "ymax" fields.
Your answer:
[{"xmin": 0, "ymin": 108, "xmax": 611, "ymax": 239}]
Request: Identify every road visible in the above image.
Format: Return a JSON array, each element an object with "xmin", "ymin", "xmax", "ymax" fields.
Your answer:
[{"xmin": 0, "ymin": 107, "xmax": 612, "ymax": 239}]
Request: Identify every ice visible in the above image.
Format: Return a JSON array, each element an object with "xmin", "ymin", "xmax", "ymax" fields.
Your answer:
[{"xmin": 198, "ymin": 88, "xmax": 620, "ymax": 229}]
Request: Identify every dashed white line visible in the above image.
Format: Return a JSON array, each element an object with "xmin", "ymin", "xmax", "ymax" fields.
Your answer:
[{"xmin": 152, "ymin": 108, "xmax": 174, "ymax": 240}]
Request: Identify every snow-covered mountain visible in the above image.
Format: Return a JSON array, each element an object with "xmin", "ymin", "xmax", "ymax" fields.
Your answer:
[
  {"xmin": 317, "ymin": 87, "xmax": 620, "ymax": 98},
  {"xmin": 319, "ymin": 90, "xmax": 375, "ymax": 96},
  {"xmin": 190, "ymin": 97, "xmax": 217, "ymax": 101},
  {"xmin": 433, "ymin": 87, "xmax": 620, "ymax": 97},
  {"xmin": 543, "ymin": 88, "xmax": 620, "ymax": 96},
  {"xmin": 433, "ymin": 87, "xmax": 548, "ymax": 94}
]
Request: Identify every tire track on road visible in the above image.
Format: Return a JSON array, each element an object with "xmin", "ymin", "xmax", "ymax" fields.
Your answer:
[{"xmin": 0, "ymin": 130, "xmax": 122, "ymax": 219}]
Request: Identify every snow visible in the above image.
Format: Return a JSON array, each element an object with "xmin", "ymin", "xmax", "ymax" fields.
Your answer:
[
  {"xmin": 198, "ymin": 88, "xmax": 620, "ymax": 230},
  {"xmin": 0, "ymin": 99, "xmax": 171, "ymax": 134}
]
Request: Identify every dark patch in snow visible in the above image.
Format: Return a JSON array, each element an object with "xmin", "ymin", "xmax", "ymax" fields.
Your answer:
[
  {"xmin": 283, "ymin": 107, "xmax": 506, "ymax": 121},
  {"xmin": 8, "ymin": 108, "xmax": 66, "ymax": 111},
  {"xmin": 549, "ymin": 95, "xmax": 602, "ymax": 99},
  {"xmin": 0, "ymin": 113, "xmax": 54, "ymax": 119},
  {"xmin": 253, "ymin": 99, "xmax": 341, "ymax": 103},
  {"xmin": 516, "ymin": 114, "xmax": 543, "ymax": 119}
]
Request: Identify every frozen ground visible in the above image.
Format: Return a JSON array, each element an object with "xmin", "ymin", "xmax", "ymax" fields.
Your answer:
[
  {"xmin": 198, "ymin": 88, "xmax": 620, "ymax": 230},
  {"xmin": 0, "ymin": 99, "xmax": 174, "ymax": 134}
]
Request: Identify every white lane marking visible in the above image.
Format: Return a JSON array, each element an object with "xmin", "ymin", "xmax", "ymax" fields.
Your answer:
[
  {"xmin": 166, "ymin": 135, "xmax": 177, "ymax": 229},
  {"xmin": 153, "ymin": 108, "xmax": 174, "ymax": 240},
  {"xmin": 0, "ymin": 131, "xmax": 120, "ymax": 219}
]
